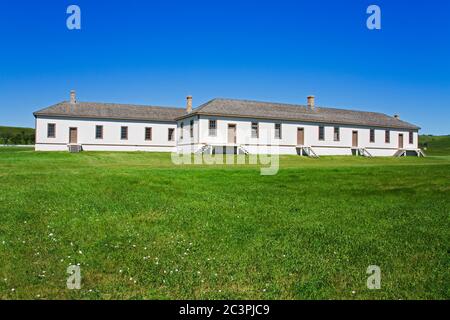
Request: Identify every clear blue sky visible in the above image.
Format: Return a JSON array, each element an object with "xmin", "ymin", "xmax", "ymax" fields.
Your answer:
[{"xmin": 0, "ymin": 0, "xmax": 449, "ymax": 134}]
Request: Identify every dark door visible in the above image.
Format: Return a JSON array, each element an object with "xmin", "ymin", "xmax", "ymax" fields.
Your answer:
[
  {"xmin": 69, "ymin": 128, "xmax": 78, "ymax": 144},
  {"xmin": 352, "ymin": 131, "xmax": 358, "ymax": 147},
  {"xmin": 398, "ymin": 134, "xmax": 404, "ymax": 149},
  {"xmin": 228, "ymin": 124, "xmax": 236, "ymax": 144},
  {"xmin": 297, "ymin": 128, "xmax": 304, "ymax": 145}
]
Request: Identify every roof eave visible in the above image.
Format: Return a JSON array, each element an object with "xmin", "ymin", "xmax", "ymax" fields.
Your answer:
[{"xmin": 33, "ymin": 113, "xmax": 178, "ymax": 123}]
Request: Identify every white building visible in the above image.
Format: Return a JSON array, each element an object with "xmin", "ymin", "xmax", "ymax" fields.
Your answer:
[{"xmin": 34, "ymin": 91, "xmax": 422, "ymax": 157}]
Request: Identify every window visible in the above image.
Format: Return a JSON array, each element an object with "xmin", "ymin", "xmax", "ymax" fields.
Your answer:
[
  {"xmin": 47, "ymin": 123, "xmax": 56, "ymax": 138},
  {"xmin": 145, "ymin": 127, "xmax": 152, "ymax": 141},
  {"xmin": 180, "ymin": 122, "xmax": 184, "ymax": 140},
  {"xmin": 95, "ymin": 125, "xmax": 103, "ymax": 139},
  {"xmin": 370, "ymin": 129, "xmax": 375, "ymax": 143},
  {"xmin": 318, "ymin": 126, "xmax": 325, "ymax": 141},
  {"xmin": 168, "ymin": 128, "xmax": 175, "ymax": 141},
  {"xmin": 333, "ymin": 127, "xmax": 340, "ymax": 141},
  {"xmin": 409, "ymin": 131, "xmax": 414, "ymax": 144},
  {"xmin": 274, "ymin": 123, "xmax": 282, "ymax": 139},
  {"xmin": 385, "ymin": 130, "xmax": 390, "ymax": 143},
  {"xmin": 251, "ymin": 122, "xmax": 259, "ymax": 138},
  {"xmin": 121, "ymin": 126, "xmax": 128, "ymax": 140},
  {"xmin": 190, "ymin": 120, "xmax": 194, "ymax": 138},
  {"xmin": 209, "ymin": 120, "xmax": 217, "ymax": 136}
]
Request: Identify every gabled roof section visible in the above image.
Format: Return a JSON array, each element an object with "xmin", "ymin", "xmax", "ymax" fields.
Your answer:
[
  {"xmin": 34, "ymin": 101, "xmax": 185, "ymax": 122},
  {"xmin": 178, "ymin": 98, "xmax": 420, "ymax": 130}
]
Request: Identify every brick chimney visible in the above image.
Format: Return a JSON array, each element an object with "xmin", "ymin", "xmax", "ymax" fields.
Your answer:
[
  {"xmin": 394, "ymin": 114, "xmax": 400, "ymax": 120},
  {"xmin": 186, "ymin": 96, "xmax": 193, "ymax": 113},
  {"xmin": 307, "ymin": 95, "xmax": 315, "ymax": 109},
  {"xmin": 70, "ymin": 90, "xmax": 77, "ymax": 104}
]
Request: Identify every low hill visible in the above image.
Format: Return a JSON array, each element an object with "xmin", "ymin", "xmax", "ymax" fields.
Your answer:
[
  {"xmin": 419, "ymin": 135, "xmax": 450, "ymax": 156},
  {"xmin": 0, "ymin": 126, "xmax": 35, "ymax": 145}
]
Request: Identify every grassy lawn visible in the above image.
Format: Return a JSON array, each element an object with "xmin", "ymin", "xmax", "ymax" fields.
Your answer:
[{"xmin": 0, "ymin": 148, "xmax": 449, "ymax": 300}]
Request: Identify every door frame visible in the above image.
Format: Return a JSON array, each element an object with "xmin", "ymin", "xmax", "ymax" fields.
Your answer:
[
  {"xmin": 352, "ymin": 130, "xmax": 358, "ymax": 148},
  {"xmin": 297, "ymin": 127, "xmax": 305, "ymax": 146},
  {"xmin": 69, "ymin": 127, "xmax": 78, "ymax": 144},
  {"xmin": 227, "ymin": 123, "xmax": 237, "ymax": 144},
  {"xmin": 398, "ymin": 133, "xmax": 404, "ymax": 149}
]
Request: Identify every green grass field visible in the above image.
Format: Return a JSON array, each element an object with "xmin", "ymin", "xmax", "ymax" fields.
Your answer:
[
  {"xmin": 0, "ymin": 148, "xmax": 449, "ymax": 300},
  {"xmin": 419, "ymin": 135, "xmax": 450, "ymax": 156}
]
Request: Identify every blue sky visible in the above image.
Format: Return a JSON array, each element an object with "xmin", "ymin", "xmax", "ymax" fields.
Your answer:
[{"xmin": 0, "ymin": 0, "xmax": 449, "ymax": 134}]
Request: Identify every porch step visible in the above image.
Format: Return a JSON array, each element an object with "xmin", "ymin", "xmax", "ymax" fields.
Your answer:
[
  {"xmin": 195, "ymin": 144, "xmax": 211, "ymax": 154},
  {"xmin": 237, "ymin": 145, "xmax": 250, "ymax": 155},
  {"xmin": 68, "ymin": 144, "xmax": 82, "ymax": 153},
  {"xmin": 297, "ymin": 146, "xmax": 319, "ymax": 158},
  {"xmin": 394, "ymin": 149, "xmax": 406, "ymax": 157},
  {"xmin": 395, "ymin": 149, "xmax": 426, "ymax": 157},
  {"xmin": 358, "ymin": 148, "xmax": 373, "ymax": 157}
]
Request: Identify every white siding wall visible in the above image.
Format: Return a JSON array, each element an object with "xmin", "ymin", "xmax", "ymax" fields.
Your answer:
[
  {"xmin": 35, "ymin": 116, "xmax": 177, "ymax": 152},
  {"xmin": 179, "ymin": 116, "xmax": 418, "ymax": 156},
  {"xmin": 176, "ymin": 115, "xmax": 202, "ymax": 153},
  {"xmin": 36, "ymin": 115, "xmax": 419, "ymax": 156}
]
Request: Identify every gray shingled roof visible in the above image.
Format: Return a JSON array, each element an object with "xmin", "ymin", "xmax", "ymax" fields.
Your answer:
[
  {"xmin": 34, "ymin": 98, "xmax": 420, "ymax": 130},
  {"xmin": 178, "ymin": 98, "xmax": 419, "ymax": 130},
  {"xmin": 34, "ymin": 101, "xmax": 186, "ymax": 122}
]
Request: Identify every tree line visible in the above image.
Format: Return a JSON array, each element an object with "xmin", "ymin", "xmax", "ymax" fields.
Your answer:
[{"xmin": 0, "ymin": 127, "xmax": 35, "ymax": 145}]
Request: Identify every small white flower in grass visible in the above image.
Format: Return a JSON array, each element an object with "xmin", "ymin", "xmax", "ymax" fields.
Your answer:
[
  {"xmin": 78, "ymin": 250, "xmax": 82, "ymax": 254},
  {"xmin": 119, "ymin": 270, "xmax": 123, "ymax": 273},
  {"xmin": 218, "ymin": 290, "xmax": 222, "ymax": 293},
  {"xmin": 11, "ymin": 288, "xmax": 15, "ymax": 292},
  {"xmin": 352, "ymin": 290, "xmax": 356, "ymax": 294},
  {"xmin": 263, "ymin": 289, "xmax": 266, "ymax": 292},
  {"xmin": 48, "ymin": 233, "xmax": 53, "ymax": 237}
]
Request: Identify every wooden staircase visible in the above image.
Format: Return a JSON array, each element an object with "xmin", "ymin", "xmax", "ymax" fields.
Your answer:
[
  {"xmin": 195, "ymin": 144, "xmax": 212, "ymax": 154},
  {"xmin": 394, "ymin": 149, "xmax": 426, "ymax": 157},
  {"xmin": 297, "ymin": 146, "xmax": 319, "ymax": 158},
  {"xmin": 358, "ymin": 148, "xmax": 373, "ymax": 157},
  {"xmin": 68, "ymin": 144, "xmax": 82, "ymax": 153},
  {"xmin": 237, "ymin": 145, "xmax": 250, "ymax": 155}
]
